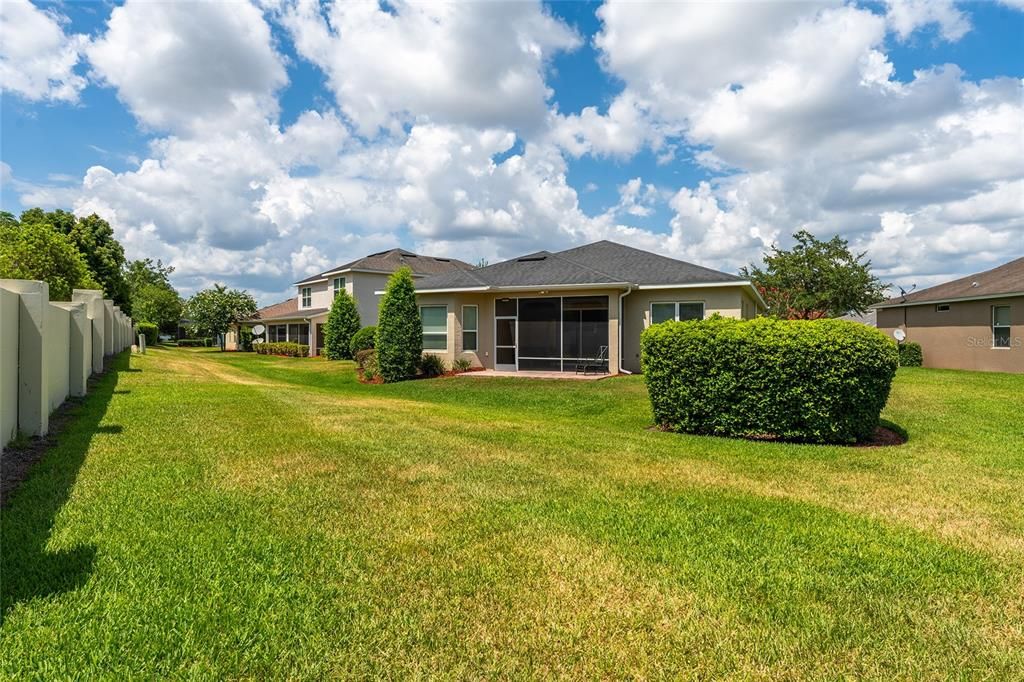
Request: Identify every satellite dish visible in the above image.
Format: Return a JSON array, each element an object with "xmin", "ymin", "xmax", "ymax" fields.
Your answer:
[
  {"xmin": 252, "ymin": 324, "xmax": 266, "ymax": 335},
  {"xmin": 892, "ymin": 329, "xmax": 906, "ymax": 342}
]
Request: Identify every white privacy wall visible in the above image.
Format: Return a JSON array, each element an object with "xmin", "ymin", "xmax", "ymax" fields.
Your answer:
[{"xmin": 0, "ymin": 280, "xmax": 133, "ymax": 448}]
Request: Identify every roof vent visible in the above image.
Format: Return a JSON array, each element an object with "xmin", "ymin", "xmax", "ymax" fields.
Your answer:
[
  {"xmin": 434, "ymin": 257, "xmax": 450, "ymax": 262},
  {"xmin": 971, "ymin": 281, "xmax": 979, "ymax": 287},
  {"xmin": 517, "ymin": 255, "xmax": 547, "ymax": 262}
]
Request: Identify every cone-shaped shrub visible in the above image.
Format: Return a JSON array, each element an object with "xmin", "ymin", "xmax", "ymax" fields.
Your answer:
[
  {"xmin": 376, "ymin": 267, "xmax": 422, "ymax": 382},
  {"xmin": 641, "ymin": 316, "xmax": 898, "ymax": 444},
  {"xmin": 323, "ymin": 290, "xmax": 361, "ymax": 360}
]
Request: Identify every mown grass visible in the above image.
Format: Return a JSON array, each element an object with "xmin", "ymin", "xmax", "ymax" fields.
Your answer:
[{"xmin": 2, "ymin": 348, "xmax": 1022, "ymax": 678}]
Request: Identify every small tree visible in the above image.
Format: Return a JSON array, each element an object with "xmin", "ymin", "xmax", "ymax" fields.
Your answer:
[
  {"xmin": 184, "ymin": 284, "xmax": 258, "ymax": 351},
  {"xmin": 375, "ymin": 267, "xmax": 421, "ymax": 382},
  {"xmin": 323, "ymin": 290, "xmax": 361, "ymax": 360},
  {"xmin": 741, "ymin": 230, "xmax": 888, "ymax": 319}
]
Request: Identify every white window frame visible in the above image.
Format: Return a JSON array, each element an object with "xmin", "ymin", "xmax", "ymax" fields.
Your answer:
[
  {"xmin": 992, "ymin": 305, "xmax": 1011, "ymax": 349},
  {"xmin": 650, "ymin": 301, "xmax": 705, "ymax": 325},
  {"xmin": 300, "ymin": 286, "xmax": 312, "ymax": 308},
  {"xmin": 332, "ymin": 277, "xmax": 346, "ymax": 297},
  {"xmin": 420, "ymin": 304, "xmax": 448, "ymax": 352},
  {"xmin": 462, "ymin": 305, "xmax": 478, "ymax": 352}
]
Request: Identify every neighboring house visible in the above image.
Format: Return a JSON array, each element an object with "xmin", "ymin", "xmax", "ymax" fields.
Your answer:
[
  {"xmin": 838, "ymin": 309, "xmax": 877, "ymax": 327},
  {"xmin": 406, "ymin": 240, "xmax": 766, "ymax": 374},
  {"xmin": 873, "ymin": 257, "xmax": 1023, "ymax": 373},
  {"xmin": 240, "ymin": 248, "xmax": 474, "ymax": 355}
]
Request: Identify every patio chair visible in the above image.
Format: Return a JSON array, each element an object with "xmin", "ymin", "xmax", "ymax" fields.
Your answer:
[{"xmin": 576, "ymin": 345, "xmax": 609, "ymax": 375}]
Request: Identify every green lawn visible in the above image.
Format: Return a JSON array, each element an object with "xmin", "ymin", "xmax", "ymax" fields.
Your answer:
[{"xmin": 2, "ymin": 348, "xmax": 1023, "ymax": 678}]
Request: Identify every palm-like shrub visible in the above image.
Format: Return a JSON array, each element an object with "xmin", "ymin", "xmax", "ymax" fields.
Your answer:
[
  {"xmin": 323, "ymin": 290, "xmax": 361, "ymax": 360},
  {"xmin": 376, "ymin": 267, "xmax": 421, "ymax": 382}
]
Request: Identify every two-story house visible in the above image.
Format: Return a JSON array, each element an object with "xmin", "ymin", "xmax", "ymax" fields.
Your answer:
[{"xmin": 239, "ymin": 248, "xmax": 474, "ymax": 356}]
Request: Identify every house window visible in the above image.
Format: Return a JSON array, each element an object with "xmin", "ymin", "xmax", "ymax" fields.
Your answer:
[
  {"xmin": 421, "ymin": 305, "xmax": 447, "ymax": 350},
  {"xmin": 993, "ymin": 305, "xmax": 1011, "ymax": 348},
  {"xmin": 462, "ymin": 305, "xmax": 478, "ymax": 351},
  {"xmin": 301, "ymin": 287, "xmax": 312, "ymax": 308},
  {"xmin": 650, "ymin": 301, "xmax": 705, "ymax": 325},
  {"xmin": 936, "ymin": 304, "xmax": 950, "ymax": 312},
  {"xmin": 332, "ymin": 277, "xmax": 346, "ymax": 296},
  {"xmin": 269, "ymin": 324, "xmax": 288, "ymax": 342}
]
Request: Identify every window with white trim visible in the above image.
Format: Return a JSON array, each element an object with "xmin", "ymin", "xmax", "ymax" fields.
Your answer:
[
  {"xmin": 650, "ymin": 301, "xmax": 705, "ymax": 325},
  {"xmin": 993, "ymin": 305, "xmax": 1011, "ymax": 348},
  {"xmin": 332, "ymin": 277, "xmax": 346, "ymax": 297},
  {"xmin": 936, "ymin": 304, "xmax": 950, "ymax": 312},
  {"xmin": 462, "ymin": 305, "xmax": 478, "ymax": 351},
  {"xmin": 301, "ymin": 287, "xmax": 312, "ymax": 308},
  {"xmin": 421, "ymin": 305, "xmax": 447, "ymax": 350}
]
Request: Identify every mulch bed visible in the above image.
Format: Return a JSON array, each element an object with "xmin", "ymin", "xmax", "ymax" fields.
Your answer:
[
  {"xmin": 646, "ymin": 423, "xmax": 907, "ymax": 447},
  {"xmin": 356, "ymin": 367, "xmax": 485, "ymax": 384}
]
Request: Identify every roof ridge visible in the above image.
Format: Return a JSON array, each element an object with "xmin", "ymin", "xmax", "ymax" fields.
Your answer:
[
  {"xmin": 555, "ymin": 239, "xmax": 743, "ymax": 282},
  {"xmin": 546, "ymin": 249, "xmax": 624, "ymax": 283}
]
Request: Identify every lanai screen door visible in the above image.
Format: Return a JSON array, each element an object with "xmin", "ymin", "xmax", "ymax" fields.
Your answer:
[{"xmin": 500, "ymin": 295, "xmax": 608, "ymax": 371}]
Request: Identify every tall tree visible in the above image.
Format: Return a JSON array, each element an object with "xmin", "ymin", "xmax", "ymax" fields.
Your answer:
[
  {"xmin": 375, "ymin": 267, "xmax": 422, "ymax": 382},
  {"xmin": 19, "ymin": 208, "xmax": 130, "ymax": 311},
  {"xmin": 323, "ymin": 290, "xmax": 361, "ymax": 360},
  {"xmin": 184, "ymin": 284, "xmax": 258, "ymax": 350},
  {"xmin": 0, "ymin": 213, "xmax": 100, "ymax": 300},
  {"xmin": 741, "ymin": 230, "xmax": 888, "ymax": 319},
  {"xmin": 125, "ymin": 258, "xmax": 182, "ymax": 331}
]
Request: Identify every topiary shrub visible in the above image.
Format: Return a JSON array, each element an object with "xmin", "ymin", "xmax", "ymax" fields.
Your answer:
[
  {"xmin": 136, "ymin": 322, "xmax": 159, "ymax": 346},
  {"xmin": 641, "ymin": 316, "xmax": 899, "ymax": 444},
  {"xmin": 898, "ymin": 341, "xmax": 923, "ymax": 367},
  {"xmin": 419, "ymin": 353, "xmax": 446, "ymax": 377},
  {"xmin": 324, "ymin": 290, "xmax": 361, "ymax": 360},
  {"xmin": 375, "ymin": 267, "xmax": 421, "ymax": 382},
  {"xmin": 354, "ymin": 348, "xmax": 376, "ymax": 370},
  {"xmin": 350, "ymin": 325, "xmax": 377, "ymax": 357}
]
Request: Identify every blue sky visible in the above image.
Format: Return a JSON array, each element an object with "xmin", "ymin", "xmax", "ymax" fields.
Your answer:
[{"xmin": 1, "ymin": 0, "xmax": 1021, "ymax": 303}]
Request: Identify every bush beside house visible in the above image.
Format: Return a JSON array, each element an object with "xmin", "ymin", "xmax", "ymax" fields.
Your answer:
[
  {"xmin": 350, "ymin": 325, "xmax": 376, "ymax": 356},
  {"xmin": 375, "ymin": 268, "xmax": 422, "ymax": 382},
  {"xmin": 641, "ymin": 316, "xmax": 898, "ymax": 444},
  {"xmin": 898, "ymin": 342, "xmax": 923, "ymax": 367},
  {"xmin": 324, "ymin": 291, "xmax": 361, "ymax": 360},
  {"xmin": 136, "ymin": 322, "xmax": 159, "ymax": 346},
  {"xmin": 254, "ymin": 342, "xmax": 309, "ymax": 357}
]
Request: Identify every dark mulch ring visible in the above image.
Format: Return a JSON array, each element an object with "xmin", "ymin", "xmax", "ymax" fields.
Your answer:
[
  {"xmin": 646, "ymin": 421, "xmax": 908, "ymax": 447},
  {"xmin": 356, "ymin": 367, "xmax": 486, "ymax": 384}
]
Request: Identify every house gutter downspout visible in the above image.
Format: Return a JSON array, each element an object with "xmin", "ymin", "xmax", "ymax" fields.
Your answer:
[{"xmin": 618, "ymin": 284, "xmax": 634, "ymax": 374}]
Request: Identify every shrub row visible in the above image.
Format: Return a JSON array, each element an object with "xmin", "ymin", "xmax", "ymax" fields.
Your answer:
[
  {"xmin": 178, "ymin": 338, "xmax": 213, "ymax": 347},
  {"xmin": 641, "ymin": 316, "xmax": 898, "ymax": 444},
  {"xmin": 136, "ymin": 322, "xmax": 159, "ymax": 346},
  {"xmin": 254, "ymin": 342, "xmax": 309, "ymax": 357},
  {"xmin": 898, "ymin": 341, "xmax": 923, "ymax": 367}
]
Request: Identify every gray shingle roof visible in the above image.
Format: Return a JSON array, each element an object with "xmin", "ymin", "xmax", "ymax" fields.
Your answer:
[
  {"xmin": 414, "ymin": 240, "xmax": 743, "ymax": 291},
  {"xmin": 874, "ymin": 256, "xmax": 1024, "ymax": 307},
  {"xmin": 250, "ymin": 297, "xmax": 328, "ymax": 321},
  {"xmin": 295, "ymin": 248, "xmax": 474, "ymax": 284}
]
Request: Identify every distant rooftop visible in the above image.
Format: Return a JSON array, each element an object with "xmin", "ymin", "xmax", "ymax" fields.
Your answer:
[
  {"xmin": 875, "ymin": 256, "xmax": 1024, "ymax": 307},
  {"xmin": 295, "ymin": 248, "xmax": 474, "ymax": 285}
]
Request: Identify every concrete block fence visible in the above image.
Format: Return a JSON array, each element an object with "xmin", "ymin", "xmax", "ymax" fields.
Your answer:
[{"xmin": 0, "ymin": 281, "xmax": 133, "ymax": 449}]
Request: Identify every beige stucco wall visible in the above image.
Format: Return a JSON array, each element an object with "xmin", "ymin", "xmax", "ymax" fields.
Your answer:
[
  {"xmin": 620, "ymin": 285, "xmax": 757, "ymax": 373},
  {"xmin": 1, "ymin": 288, "xmax": 18, "ymax": 446},
  {"xmin": 351, "ymin": 273, "xmax": 392, "ymax": 327},
  {"xmin": 877, "ymin": 296, "xmax": 1023, "ymax": 373}
]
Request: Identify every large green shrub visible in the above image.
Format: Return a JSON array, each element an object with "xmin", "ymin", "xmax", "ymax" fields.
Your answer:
[
  {"xmin": 375, "ymin": 267, "xmax": 422, "ymax": 382},
  {"xmin": 324, "ymin": 290, "xmax": 361, "ymax": 360},
  {"xmin": 641, "ymin": 316, "xmax": 898, "ymax": 444},
  {"xmin": 178, "ymin": 338, "xmax": 213, "ymax": 347},
  {"xmin": 419, "ymin": 353, "xmax": 446, "ymax": 377},
  {"xmin": 350, "ymin": 325, "xmax": 376, "ymax": 356},
  {"xmin": 898, "ymin": 341, "xmax": 923, "ymax": 367},
  {"xmin": 135, "ymin": 322, "xmax": 159, "ymax": 346}
]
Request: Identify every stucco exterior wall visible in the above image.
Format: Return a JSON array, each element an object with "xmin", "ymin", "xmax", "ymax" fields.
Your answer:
[
  {"xmin": 877, "ymin": 296, "xmax": 1023, "ymax": 373},
  {"xmin": 620, "ymin": 286, "xmax": 755, "ymax": 373},
  {"xmin": 351, "ymin": 273, "xmax": 392, "ymax": 327}
]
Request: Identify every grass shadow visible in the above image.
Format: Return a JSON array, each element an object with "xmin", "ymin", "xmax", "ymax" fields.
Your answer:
[{"xmin": 1, "ymin": 352, "xmax": 127, "ymax": 624}]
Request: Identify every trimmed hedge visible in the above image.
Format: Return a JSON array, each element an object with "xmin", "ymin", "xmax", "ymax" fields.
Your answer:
[
  {"xmin": 898, "ymin": 341, "xmax": 923, "ymax": 367},
  {"xmin": 254, "ymin": 341, "xmax": 309, "ymax": 357},
  {"xmin": 178, "ymin": 338, "xmax": 213, "ymax": 347},
  {"xmin": 641, "ymin": 316, "xmax": 898, "ymax": 444},
  {"xmin": 324, "ymin": 291, "xmax": 361, "ymax": 360},
  {"xmin": 350, "ymin": 325, "xmax": 376, "ymax": 356},
  {"xmin": 136, "ymin": 322, "xmax": 159, "ymax": 346},
  {"xmin": 376, "ymin": 268, "xmax": 421, "ymax": 382}
]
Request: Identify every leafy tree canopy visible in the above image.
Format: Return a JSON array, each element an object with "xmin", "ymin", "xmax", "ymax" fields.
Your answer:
[
  {"xmin": 126, "ymin": 258, "xmax": 182, "ymax": 331},
  {"xmin": 0, "ymin": 212, "xmax": 101, "ymax": 300},
  {"xmin": 375, "ymin": 267, "xmax": 422, "ymax": 382},
  {"xmin": 184, "ymin": 284, "xmax": 258, "ymax": 349},
  {"xmin": 323, "ymin": 290, "xmax": 362, "ymax": 360},
  {"xmin": 741, "ymin": 230, "xmax": 888, "ymax": 319},
  {"xmin": 21, "ymin": 208, "xmax": 130, "ymax": 312}
]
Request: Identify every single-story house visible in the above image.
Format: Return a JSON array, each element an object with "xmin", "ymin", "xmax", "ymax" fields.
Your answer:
[
  {"xmin": 873, "ymin": 256, "xmax": 1023, "ymax": 373},
  {"xmin": 235, "ymin": 248, "xmax": 474, "ymax": 355},
  {"xmin": 404, "ymin": 240, "xmax": 766, "ymax": 374}
]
